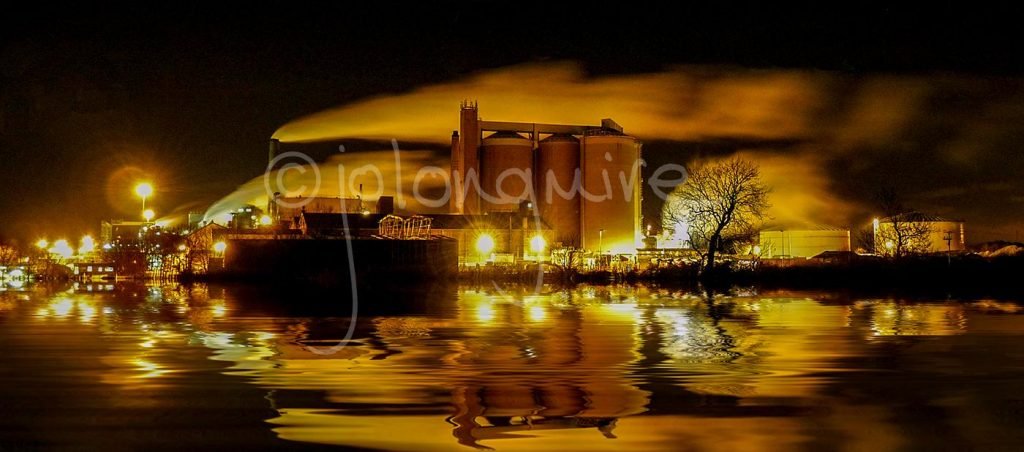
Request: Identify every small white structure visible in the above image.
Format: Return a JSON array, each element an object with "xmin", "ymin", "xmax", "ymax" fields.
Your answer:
[{"xmin": 760, "ymin": 225, "xmax": 851, "ymax": 258}]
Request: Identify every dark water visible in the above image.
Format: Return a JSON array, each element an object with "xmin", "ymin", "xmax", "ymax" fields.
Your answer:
[{"xmin": 2, "ymin": 282, "xmax": 1024, "ymax": 451}]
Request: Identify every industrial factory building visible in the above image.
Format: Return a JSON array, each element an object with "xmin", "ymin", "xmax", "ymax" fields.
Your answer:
[
  {"xmin": 450, "ymin": 102, "xmax": 642, "ymax": 255},
  {"xmin": 236, "ymin": 102, "xmax": 645, "ymax": 277}
]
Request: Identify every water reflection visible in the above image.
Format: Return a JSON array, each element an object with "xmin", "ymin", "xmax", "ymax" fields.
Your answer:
[{"xmin": 2, "ymin": 284, "xmax": 1024, "ymax": 450}]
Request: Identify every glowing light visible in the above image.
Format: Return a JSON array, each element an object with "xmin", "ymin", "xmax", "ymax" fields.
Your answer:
[
  {"xmin": 48, "ymin": 240, "xmax": 74, "ymax": 259},
  {"xmin": 753, "ymin": 245, "xmax": 762, "ymax": 255},
  {"xmin": 78, "ymin": 303, "xmax": 97, "ymax": 323},
  {"xmin": 528, "ymin": 305, "xmax": 546, "ymax": 322},
  {"xmin": 211, "ymin": 303, "xmax": 227, "ymax": 317},
  {"xmin": 35, "ymin": 239, "xmax": 49, "ymax": 249},
  {"xmin": 177, "ymin": 244, "xmax": 187, "ymax": 251},
  {"xmin": 8, "ymin": 268, "xmax": 24, "ymax": 279},
  {"xmin": 475, "ymin": 234, "xmax": 495, "ymax": 255},
  {"xmin": 134, "ymin": 182, "xmax": 153, "ymax": 198},
  {"xmin": 142, "ymin": 209, "xmax": 155, "ymax": 222},
  {"xmin": 132, "ymin": 358, "xmax": 166, "ymax": 378},
  {"xmin": 78, "ymin": 235, "xmax": 96, "ymax": 254},
  {"xmin": 51, "ymin": 298, "xmax": 74, "ymax": 317},
  {"xmin": 529, "ymin": 235, "xmax": 546, "ymax": 253},
  {"xmin": 259, "ymin": 215, "xmax": 273, "ymax": 226},
  {"xmin": 212, "ymin": 241, "xmax": 227, "ymax": 254},
  {"xmin": 885, "ymin": 240, "xmax": 895, "ymax": 250},
  {"xmin": 476, "ymin": 302, "xmax": 495, "ymax": 322}
]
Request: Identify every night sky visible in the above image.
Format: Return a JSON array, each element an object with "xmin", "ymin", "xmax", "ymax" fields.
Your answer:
[{"xmin": 2, "ymin": 4, "xmax": 1022, "ymax": 245}]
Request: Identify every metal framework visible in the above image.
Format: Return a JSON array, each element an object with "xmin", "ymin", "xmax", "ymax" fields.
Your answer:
[{"xmin": 378, "ymin": 215, "xmax": 433, "ymax": 239}]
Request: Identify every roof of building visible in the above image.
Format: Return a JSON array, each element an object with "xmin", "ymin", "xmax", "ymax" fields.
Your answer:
[
  {"xmin": 297, "ymin": 212, "xmax": 552, "ymax": 232},
  {"xmin": 300, "ymin": 212, "xmax": 383, "ymax": 230}
]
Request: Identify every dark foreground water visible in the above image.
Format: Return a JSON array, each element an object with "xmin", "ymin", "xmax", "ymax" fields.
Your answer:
[{"xmin": 2, "ymin": 283, "xmax": 1024, "ymax": 451}]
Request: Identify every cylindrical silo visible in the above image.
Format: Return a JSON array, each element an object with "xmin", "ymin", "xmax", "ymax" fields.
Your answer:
[
  {"xmin": 581, "ymin": 131, "xmax": 641, "ymax": 254},
  {"xmin": 537, "ymin": 134, "xmax": 581, "ymax": 247},
  {"xmin": 480, "ymin": 131, "xmax": 533, "ymax": 212}
]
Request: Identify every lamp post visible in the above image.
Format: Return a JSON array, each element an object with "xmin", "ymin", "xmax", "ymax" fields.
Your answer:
[
  {"xmin": 530, "ymin": 235, "xmax": 546, "ymax": 264},
  {"xmin": 475, "ymin": 233, "xmax": 494, "ymax": 264},
  {"xmin": 944, "ymin": 231, "xmax": 953, "ymax": 268},
  {"xmin": 873, "ymin": 218, "xmax": 880, "ymax": 254},
  {"xmin": 135, "ymin": 183, "xmax": 153, "ymax": 221}
]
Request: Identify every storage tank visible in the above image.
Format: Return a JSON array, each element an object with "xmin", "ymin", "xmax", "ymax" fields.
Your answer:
[
  {"xmin": 759, "ymin": 227, "xmax": 851, "ymax": 258},
  {"xmin": 581, "ymin": 131, "xmax": 641, "ymax": 254},
  {"xmin": 480, "ymin": 131, "xmax": 533, "ymax": 212},
  {"xmin": 536, "ymin": 134, "xmax": 581, "ymax": 246}
]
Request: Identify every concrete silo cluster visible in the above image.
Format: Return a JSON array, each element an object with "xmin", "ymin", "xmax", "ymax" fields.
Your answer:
[{"xmin": 450, "ymin": 102, "xmax": 642, "ymax": 255}]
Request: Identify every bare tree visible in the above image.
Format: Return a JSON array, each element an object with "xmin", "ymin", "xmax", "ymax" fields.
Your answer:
[
  {"xmin": 549, "ymin": 245, "xmax": 583, "ymax": 282},
  {"xmin": 664, "ymin": 158, "xmax": 770, "ymax": 275},
  {"xmin": 875, "ymin": 187, "xmax": 932, "ymax": 257},
  {"xmin": 0, "ymin": 245, "xmax": 19, "ymax": 267}
]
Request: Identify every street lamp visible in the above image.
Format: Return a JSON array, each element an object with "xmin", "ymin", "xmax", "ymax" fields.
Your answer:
[
  {"xmin": 475, "ymin": 233, "xmax": 495, "ymax": 262},
  {"xmin": 872, "ymin": 218, "xmax": 880, "ymax": 253},
  {"xmin": 135, "ymin": 182, "xmax": 153, "ymax": 218},
  {"xmin": 530, "ymin": 235, "xmax": 546, "ymax": 262},
  {"xmin": 943, "ymin": 231, "xmax": 954, "ymax": 267},
  {"xmin": 142, "ymin": 209, "xmax": 155, "ymax": 222}
]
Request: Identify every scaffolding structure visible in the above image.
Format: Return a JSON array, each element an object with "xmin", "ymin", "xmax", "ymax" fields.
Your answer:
[{"xmin": 378, "ymin": 214, "xmax": 433, "ymax": 239}]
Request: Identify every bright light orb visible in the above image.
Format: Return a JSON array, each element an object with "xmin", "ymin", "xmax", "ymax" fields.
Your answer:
[
  {"xmin": 212, "ymin": 241, "xmax": 227, "ymax": 254},
  {"xmin": 475, "ymin": 234, "xmax": 495, "ymax": 255},
  {"xmin": 529, "ymin": 235, "xmax": 546, "ymax": 253},
  {"xmin": 78, "ymin": 235, "xmax": 96, "ymax": 254},
  {"xmin": 36, "ymin": 239, "xmax": 49, "ymax": 249},
  {"xmin": 259, "ymin": 215, "xmax": 273, "ymax": 226},
  {"xmin": 48, "ymin": 240, "xmax": 74, "ymax": 259},
  {"xmin": 135, "ymin": 182, "xmax": 153, "ymax": 198},
  {"xmin": 142, "ymin": 209, "xmax": 155, "ymax": 221}
]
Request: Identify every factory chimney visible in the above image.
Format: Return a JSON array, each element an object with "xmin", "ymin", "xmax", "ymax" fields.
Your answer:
[
  {"xmin": 268, "ymin": 138, "xmax": 280, "ymax": 165},
  {"xmin": 459, "ymin": 101, "xmax": 481, "ymax": 214},
  {"xmin": 449, "ymin": 130, "xmax": 462, "ymax": 213},
  {"xmin": 267, "ymin": 138, "xmax": 281, "ymax": 218}
]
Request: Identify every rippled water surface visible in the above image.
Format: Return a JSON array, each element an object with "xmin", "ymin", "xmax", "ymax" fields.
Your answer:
[{"xmin": 2, "ymin": 283, "xmax": 1024, "ymax": 450}]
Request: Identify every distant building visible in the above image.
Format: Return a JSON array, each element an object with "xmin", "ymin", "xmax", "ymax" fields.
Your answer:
[
  {"xmin": 277, "ymin": 196, "xmax": 364, "ymax": 228},
  {"xmin": 184, "ymin": 223, "xmax": 227, "ymax": 274},
  {"xmin": 449, "ymin": 103, "xmax": 640, "ymax": 254},
  {"xmin": 759, "ymin": 225, "xmax": 851, "ymax": 259},
  {"xmin": 72, "ymin": 262, "xmax": 116, "ymax": 281},
  {"xmin": 427, "ymin": 212, "xmax": 553, "ymax": 265},
  {"xmin": 101, "ymin": 220, "xmax": 146, "ymax": 246},
  {"xmin": 293, "ymin": 211, "xmax": 553, "ymax": 265}
]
